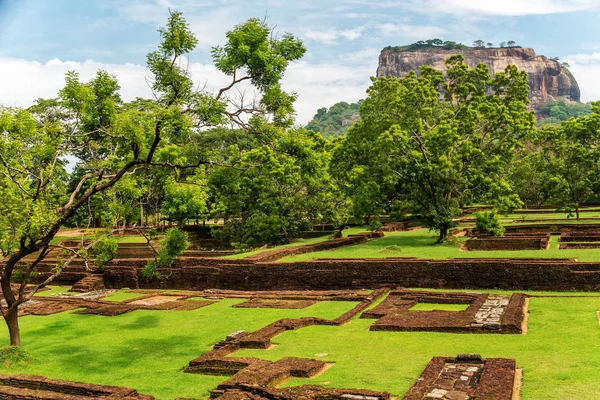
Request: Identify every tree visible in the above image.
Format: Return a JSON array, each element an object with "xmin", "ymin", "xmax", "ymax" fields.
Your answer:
[
  {"xmin": 161, "ymin": 175, "xmax": 208, "ymax": 226},
  {"xmin": 507, "ymin": 40, "xmax": 516, "ymax": 47},
  {"xmin": 539, "ymin": 106, "xmax": 600, "ymax": 219},
  {"xmin": 210, "ymin": 123, "xmax": 333, "ymax": 248},
  {"xmin": 0, "ymin": 12, "xmax": 305, "ymax": 346},
  {"xmin": 541, "ymin": 127, "xmax": 593, "ymax": 219},
  {"xmin": 487, "ymin": 42, "xmax": 494, "ymax": 48},
  {"xmin": 305, "ymin": 100, "xmax": 361, "ymax": 138},
  {"xmin": 509, "ymin": 152, "xmax": 560, "ymax": 207},
  {"xmin": 142, "ymin": 228, "xmax": 189, "ymax": 279},
  {"xmin": 473, "ymin": 40, "xmax": 485, "ymax": 48},
  {"xmin": 500, "ymin": 41, "xmax": 507, "ymax": 48},
  {"xmin": 335, "ymin": 55, "xmax": 533, "ymax": 242},
  {"xmin": 537, "ymin": 99, "xmax": 592, "ymax": 126}
]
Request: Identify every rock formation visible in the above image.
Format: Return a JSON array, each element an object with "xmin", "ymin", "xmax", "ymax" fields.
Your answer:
[{"xmin": 377, "ymin": 47, "xmax": 580, "ymax": 112}]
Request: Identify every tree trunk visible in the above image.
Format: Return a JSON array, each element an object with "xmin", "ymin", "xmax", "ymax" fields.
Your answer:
[
  {"xmin": 438, "ymin": 228, "xmax": 448, "ymax": 243},
  {"xmin": 140, "ymin": 202, "xmax": 144, "ymax": 227},
  {"xmin": 4, "ymin": 309, "xmax": 20, "ymax": 347},
  {"xmin": 576, "ymin": 205, "xmax": 580, "ymax": 221}
]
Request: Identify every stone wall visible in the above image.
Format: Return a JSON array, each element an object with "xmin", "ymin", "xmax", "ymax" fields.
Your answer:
[
  {"xmin": 100, "ymin": 257, "xmax": 600, "ymax": 291},
  {"xmin": 465, "ymin": 236, "xmax": 549, "ymax": 250}
]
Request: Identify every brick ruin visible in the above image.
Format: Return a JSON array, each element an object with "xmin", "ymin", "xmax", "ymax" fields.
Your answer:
[
  {"xmin": 2, "ymin": 286, "xmax": 525, "ymax": 399},
  {"xmin": 464, "ymin": 234, "xmax": 550, "ymax": 251},
  {"xmin": 180, "ymin": 288, "xmax": 521, "ymax": 399},
  {"xmin": 361, "ymin": 290, "xmax": 527, "ymax": 333},
  {"xmin": 182, "ymin": 287, "xmax": 392, "ymax": 399},
  {"xmin": 403, "ymin": 355, "xmax": 517, "ymax": 400},
  {"xmin": 0, "ymin": 374, "xmax": 154, "ymax": 399},
  {"xmin": 559, "ymin": 232, "xmax": 600, "ymax": 249}
]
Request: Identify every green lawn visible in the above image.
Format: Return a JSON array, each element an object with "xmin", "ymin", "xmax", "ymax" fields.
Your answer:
[
  {"xmin": 0, "ymin": 299, "xmax": 358, "ymax": 399},
  {"xmin": 224, "ymin": 235, "xmax": 335, "ymax": 259},
  {"xmin": 225, "ymin": 226, "xmax": 372, "ymax": 259},
  {"xmin": 102, "ymin": 290, "xmax": 148, "ymax": 302},
  {"xmin": 33, "ymin": 286, "xmax": 72, "ymax": 297},
  {"xmin": 2, "ymin": 292, "xmax": 600, "ymax": 398},
  {"xmin": 236, "ymin": 295, "xmax": 600, "ymax": 400},
  {"xmin": 280, "ymin": 228, "xmax": 600, "ymax": 262}
]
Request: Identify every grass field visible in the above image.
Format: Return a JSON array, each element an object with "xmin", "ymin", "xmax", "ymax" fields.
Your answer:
[
  {"xmin": 280, "ymin": 228, "xmax": 600, "ymax": 262},
  {"xmin": 2, "ymin": 290, "xmax": 600, "ymax": 399},
  {"xmin": 0, "ymin": 297, "xmax": 358, "ymax": 399}
]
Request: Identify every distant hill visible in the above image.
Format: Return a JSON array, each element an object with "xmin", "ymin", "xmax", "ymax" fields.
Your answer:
[
  {"xmin": 306, "ymin": 101, "xmax": 362, "ymax": 138},
  {"xmin": 537, "ymin": 99, "xmax": 592, "ymax": 126}
]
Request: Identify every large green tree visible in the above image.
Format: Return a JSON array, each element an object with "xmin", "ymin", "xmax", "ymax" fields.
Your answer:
[
  {"xmin": 209, "ymin": 121, "xmax": 333, "ymax": 248},
  {"xmin": 334, "ymin": 55, "xmax": 534, "ymax": 241},
  {"xmin": 0, "ymin": 12, "xmax": 305, "ymax": 346},
  {"xmin": 537, "ymin": 105, "xmax": 600, "ymax": 218}
]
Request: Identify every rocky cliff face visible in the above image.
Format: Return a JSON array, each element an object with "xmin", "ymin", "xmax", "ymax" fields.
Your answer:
[{"xmin": 377, "ymin": 47, "xmax": 580, "ymax": 111}]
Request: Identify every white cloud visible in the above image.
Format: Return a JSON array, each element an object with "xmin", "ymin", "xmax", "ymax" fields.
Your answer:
[
  {"xmin": 405, "ymin": 0, "xmax": 600, "ymax": 16},
  {"xmin": 564, "ymin": 52, "xmax": 600, "ymax": 102},
  {"xmin": 377, "ymin": 23, "xmax": 446, "ymax": 38},
  {"xmin": 282, "ymin": 60, "xmax": 374, "ymax": 122},
  {"xmin": 342, "ymin": 12, "xmax": 386, "ymax": 19},
  {"xmin": 304, "ymin": 27, "xmax": 366, "ymax": 44},
  {"xmin": 0, "ymin": 56, "xmax": 375, "ymax": 124}
]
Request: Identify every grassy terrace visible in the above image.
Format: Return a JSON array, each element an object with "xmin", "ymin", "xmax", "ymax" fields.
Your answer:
[
  {"xmin": 280, "ymin": 228, "xmax": 600, "ymax": 262},
  {"xmin": 2, "ymin": 288, "xmax": 600, "ymax": 399}
]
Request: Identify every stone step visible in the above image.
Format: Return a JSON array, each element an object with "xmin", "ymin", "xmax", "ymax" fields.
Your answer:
[{"xmin": 70, "ymin": 275, "xmax": 105, "ymax": 293}]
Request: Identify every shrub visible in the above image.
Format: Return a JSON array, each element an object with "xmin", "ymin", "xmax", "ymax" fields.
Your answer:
[
  {"xmin": 143, "ymin": 228, "xmax": 189, "ymax": 279},
  {"xmin": 475, "ymin": 210, "xmax": 505, "ymax": 236},
  {"xmin": 92, "ymin": 237, "xmax": 118, "ymax": 269}
]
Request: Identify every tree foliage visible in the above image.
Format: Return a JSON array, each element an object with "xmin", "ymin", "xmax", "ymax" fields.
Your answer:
[
  {"xmin": 305, "ymin": 101, "xmax": 361, "ymax": 138},
  {"xmin": 475, "ymin": 211, "xmax": 505, "ymax": 237},
  {"xmin": 210, "ymin": 122, "xmax": 333, "ymax": 248},
  {"xmin": 333, "ymin": 55, "xmax": 533, "ymax": 241},
  {"xmin": 0, "ymin": 11, "xmax": 305, "ymax": 346},
  {"xmin": 537, "ymin": 99, "xmax": 592, "ymax": 126}
]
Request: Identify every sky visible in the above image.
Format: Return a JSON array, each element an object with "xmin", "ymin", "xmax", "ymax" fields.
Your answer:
[{"xmin": 1, "ymin": 0, "xmax": 600, "ymax": 123}]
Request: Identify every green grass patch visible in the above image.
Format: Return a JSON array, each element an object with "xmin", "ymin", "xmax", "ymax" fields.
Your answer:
[
  {"xmin": 225, "ymin": 235, "xmax": 335, "ymax": 259},
  {"xmin": 0, "ymin": 299, "xmax": 358, "ymax": 399},
  {"xmin": 102, "ymin": 290, "xmax": 146, "ymax": 302},
  {"xmin": 408, "ymin": 303, "xmax": 469, "ymax": 311},
  {"xmin": 3, "ymin": 294, "xmax": 600, "ymax": 398},
  {"xmin": 0, "ymin": 346, "xmax": 35, "ymax": 369},
  {"xmin": 113, "ymin": 236, "xmax": 150, "ymax": 243},
  {"xmin": 186, "ymin": 297, "xmax": 218, "ymax": 302},
  {"xmin": 33, "ymin": 286, "xmax": 72, "ymax": 297},
  {"xmin": 225, "ymin": 227, "xmax": 372, "ymax": 259},
  {"xmin": 236, "ymin": 296, "xmax": 600, "ymax": 399},
  {"xmin": 280, "ymin": 228, "xmax": 600, "ymax": 262}
]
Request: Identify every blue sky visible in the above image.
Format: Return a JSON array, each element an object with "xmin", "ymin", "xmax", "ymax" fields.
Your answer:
[{"xmin": 1, "ymin": 0, "xmax": 600, "ymax": 123}]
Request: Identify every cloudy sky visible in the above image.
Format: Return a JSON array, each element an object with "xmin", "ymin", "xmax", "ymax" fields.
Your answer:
[{"xmin": 1, "ymin": 0, "xmax": 600, "ymax": 123}]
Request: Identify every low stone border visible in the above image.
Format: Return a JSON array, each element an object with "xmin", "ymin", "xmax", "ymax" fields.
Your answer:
[
  {"xmin": 559, "ymin": 243, "xmax": 600, "ymax": 249},
  {"xmin": 465, "ymin": 235, "xmax": 549, "ymax": 251},
  {"xmin": 232, "ymin": 299, "xmax": 318, "ymax": 309},
  {"xmin": 362, "ymin": 290, "xmax": 526, "ymax": 334},
  {"xmin": 402, "ymin": 355, "xmax": 516, "ymax": 400},
  {"xmin": 0, "ymin": 374, "xmax": 154, "ymax": 399},
  {"xmin": 560, "ymin": 232, "xmax": 600, "ymax": 243}
]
